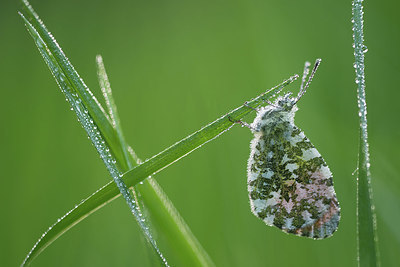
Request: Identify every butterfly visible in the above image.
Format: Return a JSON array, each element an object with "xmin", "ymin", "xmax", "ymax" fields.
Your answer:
[{"xmin": 245, "ymin": 59, "xmax": 340, "ymax": 239}]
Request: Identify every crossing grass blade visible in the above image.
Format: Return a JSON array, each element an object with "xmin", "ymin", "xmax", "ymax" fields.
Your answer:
[
  {"xmin": 19, "ymin": 2, "xmax": 212, "ymax": 265},
  {"xmin": 19, "ymin": 0, "xmax": 298, "ymax": 265},
  {"xmin": 96, "ymin": 55, "xmax": 214, "ymax": 266},
  {"xmin": 19, "ymin": 7, "xmax": 170, "ymax": 267}
]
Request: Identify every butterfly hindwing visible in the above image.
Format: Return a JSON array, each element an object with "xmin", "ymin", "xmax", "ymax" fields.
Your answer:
[{"xmin": 248, "ymin": 120, "xmax": 340, "ymax": 239}]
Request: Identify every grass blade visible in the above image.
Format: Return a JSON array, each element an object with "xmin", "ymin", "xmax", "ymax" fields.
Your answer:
[
  {"xmin": 19, "ymin": 0, "xmax": 213, "ymax": 263},
  {"xmin": 352, "ymin": 0, "xmax": 380, "ymax": 266},
  {"xmin": 22, "ymin": 63, "xmax": 297, "ymax": 264},
  {"xmin": 19, "ymin": 0, "xmax": 297, "ymax": 265},
  {"xmin": 96, "ymin": 55, "xmax": 132, "ymax": 169},
  {"xmin": 120, "ymin": 78, "xmax": 296, "ymax": 185},
  {"xmin": 96, "ymin": 55, "xmax": 214, "ymax": 266},
  {"xmin": 138, "ymin": 176, "xmax": 215, "ymax": 266},
  {"xmin": 19, "ymin": 0, "xmax": 126, "ymax": 168},
  {"xmin": 20, "ymin": 11, "xmax": 169, "ymax": 267}
]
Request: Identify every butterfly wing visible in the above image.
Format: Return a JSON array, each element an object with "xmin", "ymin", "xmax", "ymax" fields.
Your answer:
[{"xmin": 247, "ymin": 121, "xmax": 340, "ymax": 239}]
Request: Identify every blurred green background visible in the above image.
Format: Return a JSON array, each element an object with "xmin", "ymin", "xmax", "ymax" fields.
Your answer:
[{"xmin": 1, "ymin": 0, "xmax": 399, "ymax": 266}]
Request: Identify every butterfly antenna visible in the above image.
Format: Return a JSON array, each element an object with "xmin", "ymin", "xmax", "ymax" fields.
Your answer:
[
  {"xmin": 295, "ymin": 58, "xmax": 321, "ymax": 104},
  {"xmin": 300, "ymin": 61, "xmax": 311, "ymax": 93}
]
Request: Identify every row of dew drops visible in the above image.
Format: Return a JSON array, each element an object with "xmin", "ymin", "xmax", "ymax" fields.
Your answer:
[{"xmin": 23, "ymin": 27, "xmax": 169, "ymax": 266}]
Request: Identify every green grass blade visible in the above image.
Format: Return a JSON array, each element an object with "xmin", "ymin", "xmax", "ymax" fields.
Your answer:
[
  {"xmin": 20, "ymin": 12, "xmax": 169, "ymax": 267},
  {"xmin": 18, "ymin": 12, "xmax": 168, "ymax": 265},
  {"xmin": 20, "ymin": 1, "xmax": 298, "ymax": 265},
  {"xmin": 138, "ymin": 177, "xmax": 216, "ymax": 266},
  {"xmin": 352, "ymin": 0, "xmax": 380, "ymax": 266},
  {"xmin": 19, "ymin": 71, "xmax": 296, "ymax": 265},
  {"xmin": 96, "ymin": 55, "xmax": 214, "ymax": 266},
  {"xmin": 19, "ymin": 2, "xmax": 169, "ymax": 264},
  {"xmin": 121, "ymin": 74, "xmax": 297, "ymax": 186},
  {"xmin": 96, "ymin": 55, "xmax": 132, "ymax": 169},
  {"xmin": 19, "ymin": 0, "xmax": 126, "ymax": 168},
  {"xmin": 19, "ymin": 0, "xmax": 214, "ymax": 263}
]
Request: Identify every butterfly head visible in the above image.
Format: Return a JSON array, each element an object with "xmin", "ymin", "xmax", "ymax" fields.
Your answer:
[
  {"xmin": 273, "ymin": 58, "xmax": 321, "ymax": 112},
  {"xmin": 276, "ymin": 93, "xmax": 297, "ymax": 112}
]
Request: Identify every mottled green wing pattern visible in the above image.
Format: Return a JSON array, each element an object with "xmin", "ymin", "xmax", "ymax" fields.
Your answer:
[{"xmin": 247, "ymin": 120, "xmax": 340, "ymax": 239}]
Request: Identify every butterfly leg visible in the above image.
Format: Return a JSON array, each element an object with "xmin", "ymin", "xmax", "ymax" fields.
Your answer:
[
  {"xmin": 243, "ymin": 101, "xmax": 259, "ymax": 111},
  {"xmin": 228, "ymin": 116, "xmax": 254, "ymax": 130}
]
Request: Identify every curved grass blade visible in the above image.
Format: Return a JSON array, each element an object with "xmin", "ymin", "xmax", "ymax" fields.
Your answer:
[
  {"xmin": 21, "ymin": 69, "xmax": 297, "ymax": 265},
  {"xmin": 19, "ymin": 13, "xmax": 169, "ymax": 267},
  {"xmin": 137, "ymin": 176, "xmax": 215, "ymax": 266},
  {"xmin": 97, "ymin": 55, "xmax": 214, "ymax": 266},
  {"xmin": 19, "ymin": 0, "xmax": 298, "ymax": 265},
  {"xmin": 19, "ymin": 0, "xmax": 126, "ymax": 168},
  {"xmin": 19, "ymin": 0, "xmax": 213, "ymax": 264},
  {"xmin": 97, "ymin": 55, "xmax": 132, "ymax": 169},
  {"xmin": 352, "ymin": 0, "xmax": 380, "ymax": 266}
]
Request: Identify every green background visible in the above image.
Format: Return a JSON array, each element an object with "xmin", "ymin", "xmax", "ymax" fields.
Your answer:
[{"xmin": 1, "ymin": 0, "xmax": 399, "ymax": 266}]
